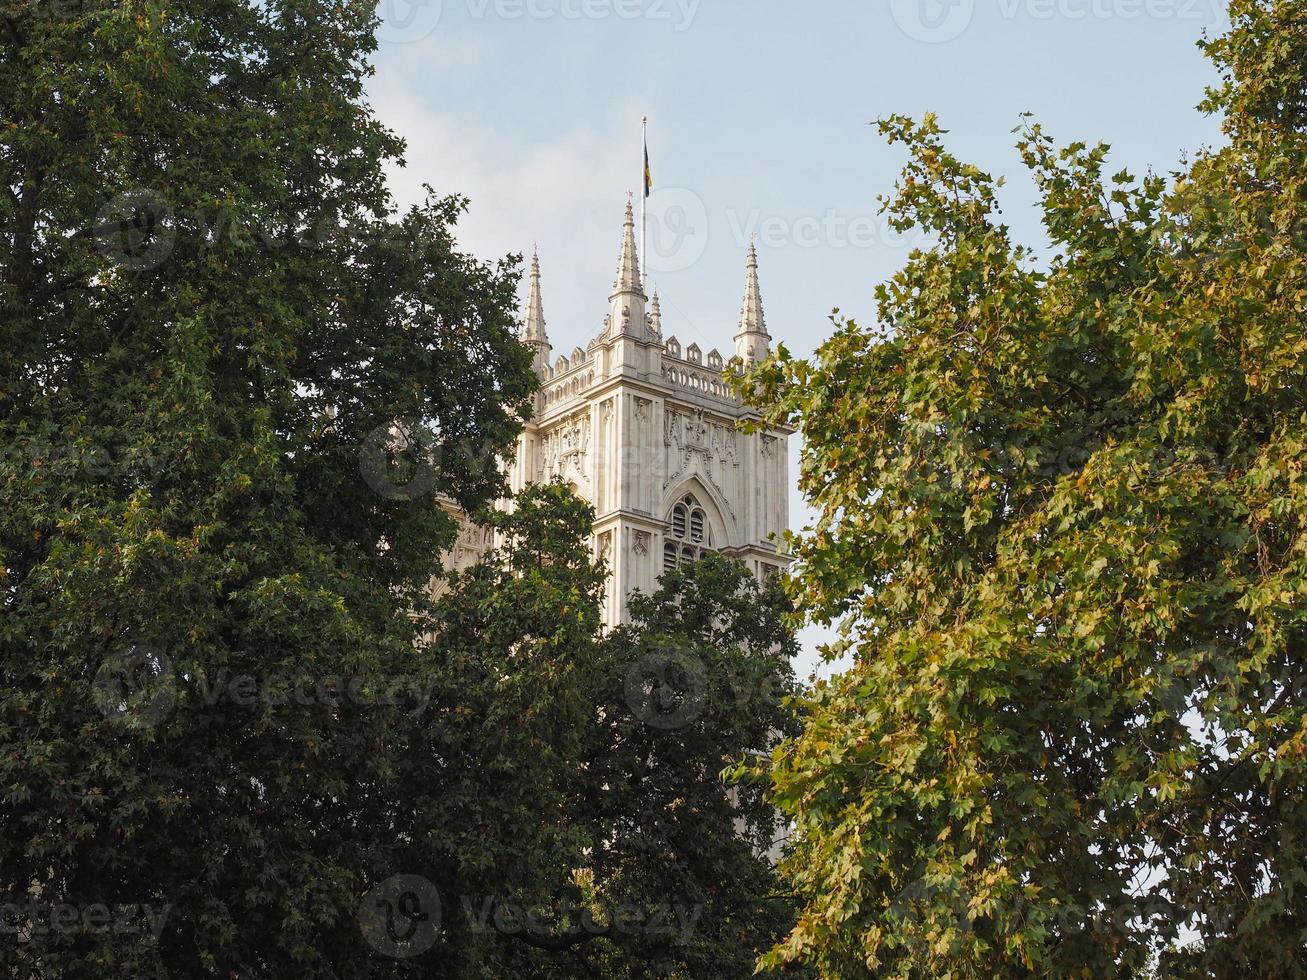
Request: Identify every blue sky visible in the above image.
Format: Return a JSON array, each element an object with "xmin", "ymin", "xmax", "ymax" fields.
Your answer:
[{"xmin": 367, "ymin": 0, "xmax": 1229, "ymax": 675}]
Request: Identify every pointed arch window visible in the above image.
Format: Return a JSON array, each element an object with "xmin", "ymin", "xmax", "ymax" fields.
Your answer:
[{"xmin": 663, "ymin": 493, "xmax": 714, "ymax": 572}]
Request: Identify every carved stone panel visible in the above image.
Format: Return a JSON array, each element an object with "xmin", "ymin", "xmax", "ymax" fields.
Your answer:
[{"xmin": 538, "ymin": 411, "xmax": 592, "ymax": 496}]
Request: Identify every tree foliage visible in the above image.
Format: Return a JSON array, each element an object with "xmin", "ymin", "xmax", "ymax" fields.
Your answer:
[
  {"xmin": 581, "ymin": 554, "xmax": 804, "ymax": 978},
  {"xmin": 413, "ymin": 520, "xmax": 804, "ymax": 978},
  {"xmin": 0, "ymin": 7, "xmax": 802, "ymax": 974},
  {"xmin": 741, "ymin": 2, "xmax": 1307, "ymax": 976},
  {"xmin": 1, "ymin": 0, "xmax": 534, "ymax": 974}
]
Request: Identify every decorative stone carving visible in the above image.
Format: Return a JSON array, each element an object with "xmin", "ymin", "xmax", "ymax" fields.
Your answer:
[
  {"xmin": 539, "ymin": 411, "xmax": 592, "ymax": 492},
  {"xmin": 633, "ymin": 530, "xmax": 650, "ymax": 556},
  {"xmin": 687, "ymin": 410, "xmax": 710, "ymax": 450},
  {"xmin": 664, "ymin": 409, "xmax": 681, "ymax": 448}
]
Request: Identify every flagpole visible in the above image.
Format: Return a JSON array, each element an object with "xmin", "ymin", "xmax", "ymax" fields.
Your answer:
[{"xmin": 641, "ymin": 115, "xmax": 648, "ymax": 291}]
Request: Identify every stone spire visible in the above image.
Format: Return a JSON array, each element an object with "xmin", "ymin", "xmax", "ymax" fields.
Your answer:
[
  {"xmin": 523, "ymin": 246, "xmax": 551, "ymax": 376},
  {"xmin": 611, "ymin": 198, "xmax": 644, "ymax": 299},
  {"xmin": 734, "ymin": 242, "xmax": 771, "ymax": 365},
  {"xmin": 607, "ymin": 198, "xmax": 648, "ymax": 340},
  {"xmin": 648, "ymin": 288, "xmax": 663, "ymax": 340}
]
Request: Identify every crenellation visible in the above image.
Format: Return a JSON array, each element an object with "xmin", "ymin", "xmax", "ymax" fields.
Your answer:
[{"xmin": 661, "ymin": 358, "xmax": 734, "ymax": 400}]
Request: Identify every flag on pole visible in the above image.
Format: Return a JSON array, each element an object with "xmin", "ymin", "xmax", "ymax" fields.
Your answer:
[{"xmin": 643, "ymin": 137, "xmax": 652, "ymax": 198}]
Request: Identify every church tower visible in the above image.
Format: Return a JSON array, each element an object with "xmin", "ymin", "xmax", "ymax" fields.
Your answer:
[{"xmin": 453, "ymin": 201, "xmax": 792, "ymax": 627}]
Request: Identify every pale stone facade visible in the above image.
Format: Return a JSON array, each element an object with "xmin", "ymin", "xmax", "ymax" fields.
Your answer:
[{"xmin": 449, "ymin": 200, "xmax": 791, "ymax": 627}]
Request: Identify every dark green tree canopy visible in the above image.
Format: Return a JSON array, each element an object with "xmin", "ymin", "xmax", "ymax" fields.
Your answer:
[
  {"xmin": 2, "ymin": 0, "xmax": 534, "ymax": 975},
  {"xmin": 347, "ymin": 487, "xmax": 805, "ymax": 979},
  {"xmin": 741, "ymin": 2, "xmax": 1307, "ymax": 976},
  {"xmin": 0, "ymin": 6, "xmax": 802, "ymax": 971}
]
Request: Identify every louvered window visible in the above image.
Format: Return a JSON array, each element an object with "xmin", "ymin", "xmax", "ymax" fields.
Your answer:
[
  {"xmin": 662, "ymin": 493, "xmax": 714, "ymax": 574},
  {"xmin": 672, "ymin": 504, "xmax": 688, "ymax": 539},
  {"xmin": 689, "ymin": 510, "xmax": 705, "ymax": 543}
]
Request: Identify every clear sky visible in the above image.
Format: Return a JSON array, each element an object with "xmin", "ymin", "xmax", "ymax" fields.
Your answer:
[{"xmin": 366, "ymin": 0, "xmax": 1229, "ymax": 676}]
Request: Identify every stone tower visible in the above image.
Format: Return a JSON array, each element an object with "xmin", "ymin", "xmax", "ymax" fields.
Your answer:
[{"xmin": 451, "ymin": 201, "xmax": 791, "ymax": 627}]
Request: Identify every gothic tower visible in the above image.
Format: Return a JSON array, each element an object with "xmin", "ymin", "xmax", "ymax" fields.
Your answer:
[{"xmin": 453, "ymin": 201, "xmax": 792, "ymax": 627}]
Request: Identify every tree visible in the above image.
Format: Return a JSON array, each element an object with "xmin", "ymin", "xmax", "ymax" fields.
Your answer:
[
  {"xmin": 0, "ymin": 0, "xmax": 534, "ymax": 974},
  {"xmin": 404, "ymin": 512, "xmax": 805, "ymax": 979},
  {"xmin": 578, "ymin": 554, "xmax": 804, "ymax": 978},
  {"xmin": 0, "ymin": 4, "xmax": 802, "ymax": 973},
  {"xmin": 331, "ymin": 482, "xmax": 607, "ymax": 979},
  {"xmin": 739, "ymin": 2, "xmax": 1307, "ymax": 976}
]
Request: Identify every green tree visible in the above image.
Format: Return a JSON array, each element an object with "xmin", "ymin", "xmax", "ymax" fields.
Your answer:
[
  {"xmin": 740, "ymin": 2, "xmax": 1307, "ymax": 976},
  {"xmin": 412, "ymin": 524, "xmax": 805, "ymax": 979},
  {"xmin": 0, "ymin": 0, "xmax": 534, "ymax": 974},
  {"xmin": 577, "ymin": 554, "xmax": 804, "ymax": 978},
  {"xmin": 371, "ymin": 482, "xmax": 610, "ymax": 978}
]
